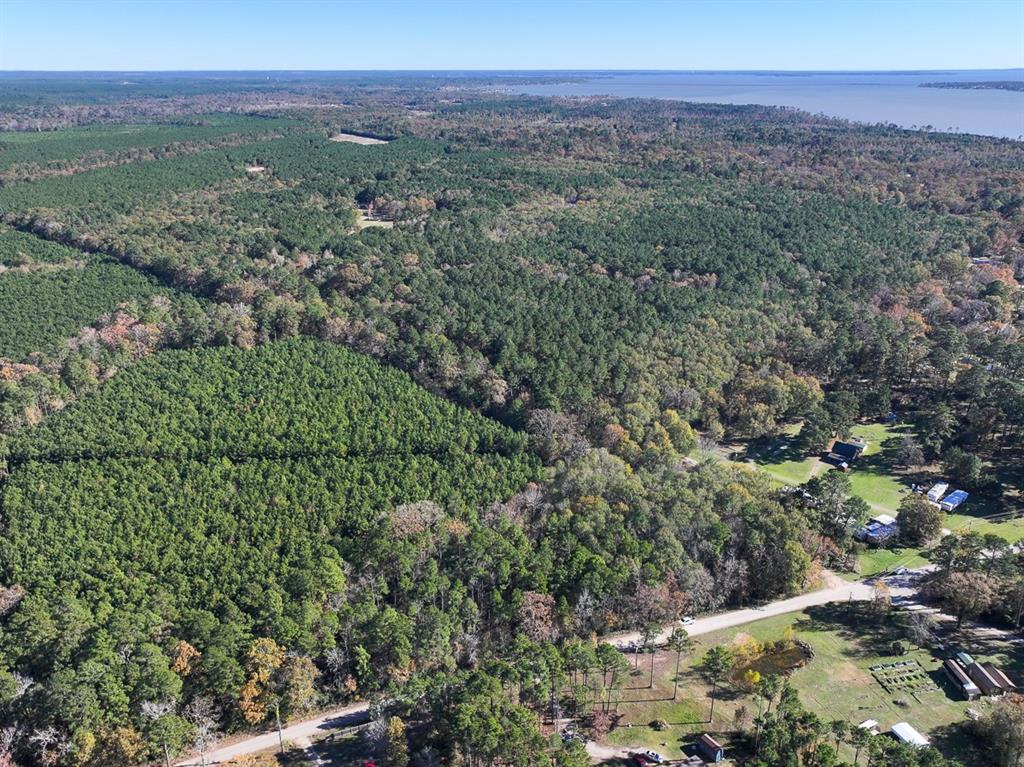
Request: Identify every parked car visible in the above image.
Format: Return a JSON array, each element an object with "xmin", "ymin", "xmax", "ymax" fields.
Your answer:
[
  {"xmin": 643, "ymin": 751, "xmax": 666, "ymax": 763},
  {"xmin": 632, "ymin": 757, "xmax": 649, "ymax": 767},
  {"xmin": 679, "ymin": 615, "xmax": 695, "ymax": 626}
]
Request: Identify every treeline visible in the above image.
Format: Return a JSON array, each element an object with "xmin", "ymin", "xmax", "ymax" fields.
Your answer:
[
  {"xmin": 0, "ymin": 114, "xmax": 298, "ymax": 182},
  {"xmin": 0, "ymin": 254, "xmax": 168, "ymax": 359},
  {"xmin": 6, "ymin": 338, "xmax": 528, "ymax": 461}
]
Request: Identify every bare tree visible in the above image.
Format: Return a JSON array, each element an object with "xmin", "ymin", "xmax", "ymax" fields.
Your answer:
[
  {"xmin": 0, "ymin": 727, "xmax": 21, "ymax": 767},
  {"xmin": 184, "ymin": 697, "xmax": 219, "ymax": 767},
  {"xmin": 29, "ymin": 727, "xmax": 70, "ymax": 767}
]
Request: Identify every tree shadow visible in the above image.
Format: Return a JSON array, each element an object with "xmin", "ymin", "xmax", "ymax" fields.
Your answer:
[{"xmin": 795, "ymin": 602, "xmax": 908, "ymax": 659}]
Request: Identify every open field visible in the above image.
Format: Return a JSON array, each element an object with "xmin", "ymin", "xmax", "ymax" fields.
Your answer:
[
  {"xmin": 590, "ymin": 603, "xmax": 1021, "ymax": 765},
  {"xmin": 329, "ymin": 132, "xmax": 389, "ymax": 145},
  {"xmin": 743, "ymin": 420, "xmax": 1024, "ymax": 576}
]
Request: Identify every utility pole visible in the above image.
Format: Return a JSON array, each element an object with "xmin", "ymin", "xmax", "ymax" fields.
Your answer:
[{"xmin": 276, "ymin": 701, "xmax": 285, "ymax": 754}]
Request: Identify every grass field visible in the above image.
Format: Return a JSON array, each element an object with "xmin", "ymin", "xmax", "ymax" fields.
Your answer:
[
  {"xmin": 590, "ymin": 604, "xmax": 1019, "ymax": 765},
  {"xmin": 743, "ymin": 420, "xmax": 1024, "ymax": 576}
]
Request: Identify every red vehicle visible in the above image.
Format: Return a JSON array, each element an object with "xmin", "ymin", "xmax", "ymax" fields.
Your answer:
[{"xmin": 632, "ymin": 756, "xmax": 650, "ymax": 767}]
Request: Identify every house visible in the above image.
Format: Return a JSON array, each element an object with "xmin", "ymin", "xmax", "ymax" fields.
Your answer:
[
  {"xmin": 697, "ymin": 734, "xmax": 725, "ymax": 764},
  {"xmin": 856, "ymin": 514, "xmax": 900, "ymax": 545},
  {"xmin": 828, "ymin": 439, "xmax": 867, "ymax": 467},
  {"xmin": 926, "ymin": 483, "xmax": 949, "ymax": 503},
  {"xmin": 983, "ymin": 662, "xmax": 1017, "ymax": 693},
  {"xmin": 967, "ymin": 662, "xmax": 1005, "ymax": 697},
  {"xmin": 940, "ymin": 490, "xmax": 969, "ymax": 512},
  {"xmin": 890, "ymin": 722, "xmax": 929, "ymax": 747},
  {"xmin": 943, "ymin": 658, "xmax": 981, "ymax": 700}
]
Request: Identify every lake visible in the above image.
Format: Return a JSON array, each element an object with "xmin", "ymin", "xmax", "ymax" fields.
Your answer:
[{"xmin": 509, "ymin": 70, "xmax": 1024, "ymax": 140}]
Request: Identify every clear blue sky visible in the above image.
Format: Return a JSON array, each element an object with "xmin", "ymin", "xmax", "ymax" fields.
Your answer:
[{"xmin": 1, "ymin": 0, "xmax": 1022, "ymax": 71}]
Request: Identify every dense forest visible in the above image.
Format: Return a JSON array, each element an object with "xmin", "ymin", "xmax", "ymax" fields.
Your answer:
[{"xmin": 0, "ymin": 74, "xmax": 1020, "ymax": 767}]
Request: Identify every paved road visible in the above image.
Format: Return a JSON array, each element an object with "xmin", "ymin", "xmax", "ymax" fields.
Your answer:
[
  {"xmin": 174, "ymin": 702, "xmax": 369, "ymax": 766},
  {"xmin": 607, "ymin": 568, "xmax": 930, "ymax": 649}
]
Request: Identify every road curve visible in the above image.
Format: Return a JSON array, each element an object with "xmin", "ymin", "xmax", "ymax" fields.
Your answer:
[
  {"xmin": 174, "ymin": 702, "xmax": 370, "ymax": 766},
  {"xmin": 175, "ymin": 570, "xmax": 934, "ymax": 765},
  {"xmin": 606, "ymin": 569, "xmax": 925, "ymax": 649}
]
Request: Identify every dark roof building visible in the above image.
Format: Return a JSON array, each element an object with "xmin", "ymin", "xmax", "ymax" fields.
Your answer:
[
  {"xmin": 698, "ymin": 734, "xmax": 724, "ymax": 764},
  {"xmin": 967, "ymin": 662, "xmax": 1005, "ymax": 697},
  {"xmin": 828, "ymin": 439, "xmax": 867, "ymax": 466},
  {"xmin": 983, "ymin": 662, "xmax": 1017, "ymax": 693},
  {"xmin": 943, "ymin": 658, "xmax": 981, "ymax": 700}
]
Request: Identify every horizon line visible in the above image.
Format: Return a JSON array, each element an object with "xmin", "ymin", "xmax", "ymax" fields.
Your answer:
[{"xmin": 1, "ymin": 67, "xmax": 1023, "ymax": 75}]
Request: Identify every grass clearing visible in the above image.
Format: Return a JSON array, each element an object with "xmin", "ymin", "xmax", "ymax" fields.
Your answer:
[
  {"xmin": 590, "ymin": 604, "xmax": 1019, "ymax": 765},
  {"xmin": 739, "ymin": 420, "xmax": 1023, "ymax": 576}
]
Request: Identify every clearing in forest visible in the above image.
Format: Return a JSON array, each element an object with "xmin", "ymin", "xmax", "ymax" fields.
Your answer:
[{"xmin": 329, "ymin": 132, "xmax": 389, "ymax": 145}]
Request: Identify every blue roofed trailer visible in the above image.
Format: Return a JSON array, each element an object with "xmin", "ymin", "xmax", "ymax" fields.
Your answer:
[{"xmin": 941, "ymin": 490, "xmax": 969, "ymax": 512}]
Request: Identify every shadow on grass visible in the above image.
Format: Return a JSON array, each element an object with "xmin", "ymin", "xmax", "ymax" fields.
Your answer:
[
  {"xmin": 928, "ymin": 721, "xmax": 985, "ymax": 766},
  {"xmin": 794, "ymin": 602, "xmax": 912, "ymax": 659}
]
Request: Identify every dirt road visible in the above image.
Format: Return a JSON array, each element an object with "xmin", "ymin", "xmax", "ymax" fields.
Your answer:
[
  {"xmin": 606, "ymin": 569, "xmax": 925, "ymax": 649},
  {"xmin": 174, "ymin": 702, "xmax": 369, "ymax": 766},
  {"xmin": 175, "ymin": 570, "xmax": 939, "ymax": 766}
]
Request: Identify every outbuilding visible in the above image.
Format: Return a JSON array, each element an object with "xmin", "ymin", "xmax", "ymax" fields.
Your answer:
[
  {"xmin": 967, "ymin": 662, "xmax": 1005, "ymax": 697},
  {"xmin": 943, "ymin": 658, "xmax": 981, "ymax": 700},
  {"xmin": 890, "ymin": 722, "xmax": 929, "ymax": 747},
  {"xmin": 983, "ymin": 662, "xmax": 1016, "ymax": 693},
  {"xmin": 940, "ymin": 490, "xmax": 969, "ymax": 511},
  {"xmin": 697, "ymin": 734, "xmax": 725, "ymax": 764}
]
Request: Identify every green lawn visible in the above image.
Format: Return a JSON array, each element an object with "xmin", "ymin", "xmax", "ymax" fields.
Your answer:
[
  {"xmin": 592, "ymin": 604, "xmax": 1018, "ymax": 766},
  {"xmin": 739, "ymin": 421, "xmax": 1023, "ymax": 576}
]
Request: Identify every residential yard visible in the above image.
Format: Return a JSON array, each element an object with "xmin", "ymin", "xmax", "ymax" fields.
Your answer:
[
  {"xmin": 741, "ymin": 420, "xmax": 1024, "ymax": 576},
  {"xmin": 588, "ymin": 603, "xmax": 1020, "ymax": 766}
]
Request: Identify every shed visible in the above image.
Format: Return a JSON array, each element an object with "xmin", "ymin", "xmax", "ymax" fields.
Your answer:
[
  {"xmin": 943, "ymin": 659, "xmax": 981, "ymax": 700},
  {"xmin": 891, "ymin": 722, "xmax": 929, "ymax": 747},
  {"xmin": 967, "ymin": 662, "xmax": 1005, "ymax": 696},
  {"xmin": 697, "ymin": 733, "xmax": 725, "ymax": 763},
  {"xmin": 927, "ymin": 483, "xmax": 949, "ymax": 503},
  {"xmin": 983, "ymin": 662, "xmax": 1016, "ymax": 693},
  {"xmin": 940, "ymin": 490, "xmax": 969, "ymax": 511},
  {"xmin": 858, "ymin": 719, "xmax": 880, "ymax": 735}
]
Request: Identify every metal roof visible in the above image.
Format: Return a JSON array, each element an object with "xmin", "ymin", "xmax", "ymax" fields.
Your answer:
[{"xmin": 891, "ymin": 722, "xmax": 929, "ymax": 746}]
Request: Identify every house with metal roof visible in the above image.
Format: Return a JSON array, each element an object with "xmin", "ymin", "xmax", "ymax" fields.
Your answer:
[{"xmin": 828, "ymin": 439, "xmax": 867, "ymax": 468}]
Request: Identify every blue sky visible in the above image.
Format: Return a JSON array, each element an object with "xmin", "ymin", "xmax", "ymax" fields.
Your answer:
[{"xmin": 1, "ymin": 0, "xmax": 1022, "ymax": 71}]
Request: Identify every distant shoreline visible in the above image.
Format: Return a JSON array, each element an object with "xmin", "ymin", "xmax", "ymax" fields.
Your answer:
[{"xmin": 921, "ymin": 81, "xmax": 1024, "ymax": 93}]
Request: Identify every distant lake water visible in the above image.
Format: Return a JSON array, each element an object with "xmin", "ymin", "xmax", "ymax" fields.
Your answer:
[{"xmin": 509, "ymin": 71, "xmax": 1024, "ymax": 140}]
